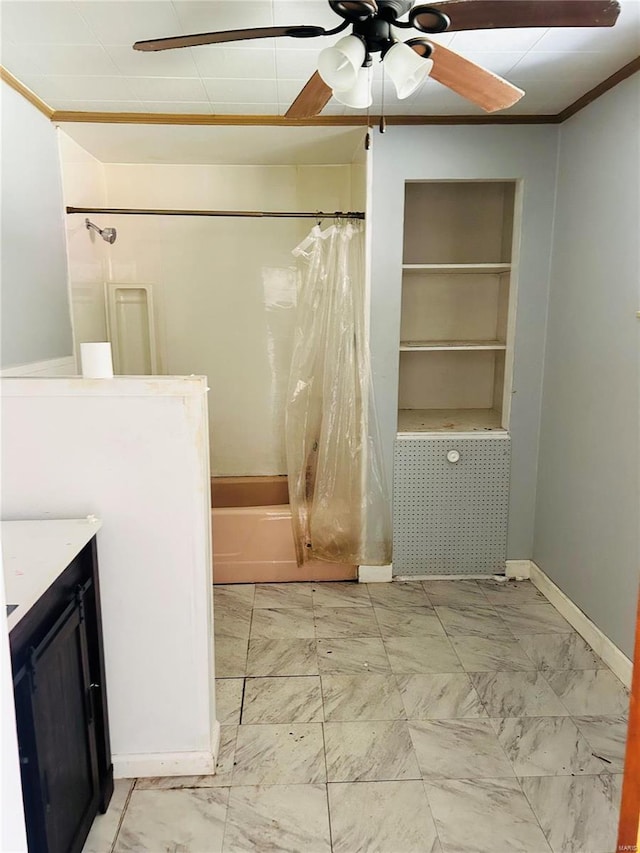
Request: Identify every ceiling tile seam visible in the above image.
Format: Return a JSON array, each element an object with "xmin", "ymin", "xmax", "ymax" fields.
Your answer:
[{"xmin": 56, "ymin": 0, "xmax": 145, "ymax": 108}]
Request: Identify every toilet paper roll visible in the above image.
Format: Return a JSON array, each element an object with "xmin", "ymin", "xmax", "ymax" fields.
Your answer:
[{"xmin": 81, "ymin": 342, "xmax": 114, "ymax": 378}]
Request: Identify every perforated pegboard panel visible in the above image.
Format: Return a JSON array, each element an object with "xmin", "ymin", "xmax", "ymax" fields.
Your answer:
[{"xmin": 393, "ymin": 436, "xmax": 511, "ymax": 576}]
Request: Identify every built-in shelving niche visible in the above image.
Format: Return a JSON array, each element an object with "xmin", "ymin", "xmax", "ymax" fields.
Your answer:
[{"xmin": 398, "ymin": 181, "xmax": 518, "ymax": 434}]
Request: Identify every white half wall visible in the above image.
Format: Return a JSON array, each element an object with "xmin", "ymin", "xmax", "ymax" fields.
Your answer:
[
  {"xmin": 1, "ymin": 377, "xmax": 216, "ymax": 777},
  {"xmin": 534, "ymin": 74, "xmax": 640, "ymax": 659}
]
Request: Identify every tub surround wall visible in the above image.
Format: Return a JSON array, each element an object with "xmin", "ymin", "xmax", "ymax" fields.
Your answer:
[
  {"xmin": 61, "ymin": 153, "xmax": 366, "ymax": 478},
  {"xmin": 58, "ymin": 131, "xmax": 111, "ymax": 368}
]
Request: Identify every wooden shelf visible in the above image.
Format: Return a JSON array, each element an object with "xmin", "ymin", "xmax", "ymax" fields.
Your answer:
[
  {"xmin": 402, "ymin": 263, "xmax": 511, "ymax": 275},
  {"xmin": 400, "ymin": 340, "xmax": 506, "ymax": 352},
  {"xmin": 398, "ymin": 408, "xmax": 505, "ymax": 434}
]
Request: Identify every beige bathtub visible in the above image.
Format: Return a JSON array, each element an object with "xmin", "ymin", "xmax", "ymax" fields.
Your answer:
[{"xmin": 211, "ymin": 476, "xmax": 357, "ymax": 584}]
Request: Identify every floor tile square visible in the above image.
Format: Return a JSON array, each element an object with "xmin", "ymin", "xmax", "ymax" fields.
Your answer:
[
  {"xmin": 317, "ymin": 637, "xmax": 390, "ymax": 674},
  {"xmin": 311, "ymin": 582, "xmax": 371, "ymax": 608},
  {"xmin": 241, "ymin": 676, "xmax": 323, "ymax": 724},
  {"xmin": 83, "ymin": 779, "xmax": 133, "ymax": 853},
  {"xmin": 516, "ymin": 632, "xmax": 604, "ymax": 670},
  {"xmin": 367, "ymin": 581, "xmax": 431, "ymax": 609},
  {"xmin": 250, "ymin": 607, "xmax": 315, "ymax": 639},
  {"xmin": 223, "ymin": 784, "xmax": 331, "ymax": 852},
  {"xmin": 328, "ymin": 781, "xmax": 441, "ymax": 853},
  {"xmin": 314, "ymin": 606, "xmax": 380, "ymax": 638},
  {"xmin": 322, "ymin": 674, "xmax": 405, "ymax": 721},
  {"xmin": 113, "ymin": 788, "xmax": 229, "ymax": 853},
  {"xmin": 253, "ymin": 582, "xmax": 313, "ymax": 609},
  {"xmin": 324, "ymin": 720, "xmax": 421, "ymax": 782},
  {"xmin": 492, "ymin": 716, "xmax": 608, "ymax": 776},
  {"xmin": 215, "ymin": 678, "xmax": 244, "ymax": 725},
  {"xmin": 451, "ymin": 635, "xmax": 537, "ymax": 671},
  {"xmin": 397, "ymin": 673, "xmax": 486, "ymax": 719},
  {"xmin": 246, "ymin": 638, "xmax": 318, "ymax": 676},
  {"xmin": 374, "ymin": 605, "xmax": 445, "ymax": 637},
  {"xmin": 469, "ymin": 671, "xmax": 569, "ymax": 717},
  {"xmin": 573, "ymin": 715, "xmax": 629, "ymax": 772},
  {"xmin": 383, "ymin": 635, "xmax": 463, "ymax": 674},
  {"xmin": 214, "ymin": 584, "xmax": 255, "ymax": 609},
  {"xmin": 232, "ymin": 724, "xmax": 325, "ymax": 785},
  {"xmin": 425, "ymin": 777, "xmax": 552, "ymax": 853},
  {"xmin": 520, "ymin": 774, "xmax": 622, "ymax": 853},
  {"xmin": 215, "ymin": 636, "xmax": 248, "ymax": 678},
  {"xmin": 545, "ymin": 669, "xmax": 630, "ymax": 716},
  {"xmin": 435, "ymin": 604, "xmax": 512, "ymax": 638},
  {"xmin": 499, "ymin": 604, "xmax": 573, "ymax": 636},
  {"xmin": 214, "ymin": 606, "xmax": 252, "ymax": 639},
  {"xmin": 408, "ymin": 719, "xmax": 515, "ymax": 779},
  {"xmin": 477, "ymin": 579, "xmax": 548, "ymax": 605},
  {"xmin": 422, "ymin": 580, "xmax": 488, "ymax": 607}
]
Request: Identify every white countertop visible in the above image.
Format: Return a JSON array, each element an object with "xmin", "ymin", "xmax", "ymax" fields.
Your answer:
[{"xmin": 2, "ymin": 518, "xmax": 103, "ymax": 632}]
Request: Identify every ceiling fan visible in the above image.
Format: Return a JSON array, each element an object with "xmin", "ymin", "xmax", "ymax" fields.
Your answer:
[{"xmin": 133, "ymin": 0, "xmax": 621, "ymax": 117}]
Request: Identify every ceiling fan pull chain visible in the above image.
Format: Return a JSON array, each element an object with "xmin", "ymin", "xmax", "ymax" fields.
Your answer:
[{"xmin": 380, "ymin": 59, "xmax": 387, "ymax": 133}]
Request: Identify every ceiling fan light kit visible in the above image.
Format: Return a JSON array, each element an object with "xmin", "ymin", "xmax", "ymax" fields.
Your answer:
[
  {"xmin": 383, "ymin": 40, "xmax": 434, "ymax": 98},
  {"xmin": 132, "ymin": 0, "xmax": 621, "ymax": 119},
  {"xmin": 333, "ymin": 66, "xmax": 374, "ymax": 108},
  {"xmin": 318, "ymin": 35, "xmax": 368, "ymax": 91}
]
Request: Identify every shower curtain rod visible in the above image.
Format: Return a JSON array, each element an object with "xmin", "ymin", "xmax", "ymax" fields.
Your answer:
[{"xmin": 66, "ymin": 206, "xmax": 365, "ymax": 220}]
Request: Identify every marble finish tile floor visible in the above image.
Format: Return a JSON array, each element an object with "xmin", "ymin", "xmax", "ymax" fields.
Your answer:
[{"xmin": 87, "ymin": 579, "xmax": 629, "ymax": 853}]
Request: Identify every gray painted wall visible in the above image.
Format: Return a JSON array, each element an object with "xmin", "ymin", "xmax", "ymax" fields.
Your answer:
[
  {"xmin": 369, "ymin": 125, "xmax": 559, "ymax": 558},
  {"xmin": 1, "ymin": 82, "xmax": 73, "ymax": 368},
  {"xmin": 534, "ymin": 75, "xmax": 640, "ymax": 658}
]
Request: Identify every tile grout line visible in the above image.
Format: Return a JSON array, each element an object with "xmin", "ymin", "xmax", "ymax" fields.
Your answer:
[{"xmin": 108, "ymin": 779, "xmax": 136, "ymax": 853}]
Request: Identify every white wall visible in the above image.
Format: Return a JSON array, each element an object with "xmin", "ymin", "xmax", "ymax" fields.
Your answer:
[
  {"xmin": 0, "ymin": 82, "xmax": 73, "ymax": 370},
  {"xmin": 1, "ymin": 377, "xmax": 216, "ymax": 778},
  {"xmin": 369, "ymin": 125, "xmax": 560, "ymax": 559},
  {"xmin": 62, "ymin": 158, "xmax": 357, "ymax": 475},
  {"xmin": 534, "ymin": 75, "xmax": 640, "ymax": 658}
]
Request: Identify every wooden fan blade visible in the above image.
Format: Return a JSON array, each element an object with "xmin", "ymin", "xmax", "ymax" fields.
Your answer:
[
  {"xmin": 427, "ymin": 42, "xmax": 525, "ymax": 112},
  {"xmin": 133, "ymin": 25, "xmax": 326, "ymax": 52},
  {"xmin": 286, "ymin": 72, "xmax": 333, "ymax": 118},
  {"xmin": 426, "ymin": 0, "xmax": 621, "ymax": 31}
]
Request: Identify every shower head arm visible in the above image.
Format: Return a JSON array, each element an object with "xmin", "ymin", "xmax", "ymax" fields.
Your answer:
[{"xmin": 85, "ymin": 218, "xmax": 117, "ymax": 244}]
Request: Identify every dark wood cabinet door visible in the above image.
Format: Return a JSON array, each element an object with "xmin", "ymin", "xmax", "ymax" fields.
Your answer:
[{"xmin": 29, "ymin": 597, "xmax": 100, "ymax": 853}]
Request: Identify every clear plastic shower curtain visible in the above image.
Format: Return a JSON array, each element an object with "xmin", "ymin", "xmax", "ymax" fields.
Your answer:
[{"xmin": 286, "ymin": 220, "xmax": 392, "ymax": 567}]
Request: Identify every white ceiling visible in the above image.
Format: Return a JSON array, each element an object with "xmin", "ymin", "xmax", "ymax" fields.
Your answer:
[{"xmin": 1, "ymin": 0, "xmax": 639, "ymax": 116}]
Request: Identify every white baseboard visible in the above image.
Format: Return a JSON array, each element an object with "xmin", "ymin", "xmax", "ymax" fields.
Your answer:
[
  {"xmin": 506, "ymin": 560, "xmax": 531, "ymax": 580},
  {"xmin": 113, "ymin": 749, "xmax": 216, "ymax": 780},
  {"xmin": 530, "ymin": 562, "xmax": 633, "ymax": 688},
  {"xmin": 358, "ymin": 564, "xmax": 393, "ymax": 583},
  {"xmin": 1, "ymin": 356, "xmax": 77, "ymax": 377},
  {"xmin": 394, "ymin": 573, "xmax": 496, "ymax": 581}
]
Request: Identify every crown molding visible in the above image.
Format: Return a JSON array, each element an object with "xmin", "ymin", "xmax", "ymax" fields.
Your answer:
[
  {"xmin": 0, "ymin": 66, "xmax": 54, "ymax": 119},
  {"xmin": 556, "ymin": 55, "xmax": 640, "ymax": 122},
  {"xmin": 3, "ymin": 55, "xmax": 638, "ymax": 128},
  {"xmin": 49, "ymin": 110, "xmax": 558, "ymax": 126}
]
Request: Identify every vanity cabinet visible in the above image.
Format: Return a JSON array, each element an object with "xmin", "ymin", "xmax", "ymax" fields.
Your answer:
[{"xmin": 7, "ymin": 524, "xmax": 113, "ymax": 853}]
